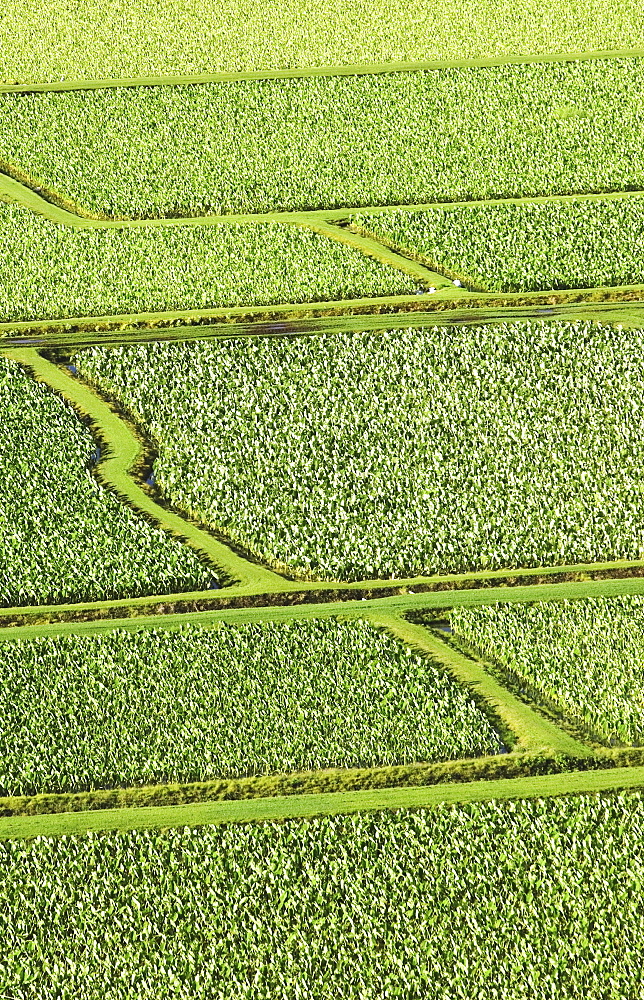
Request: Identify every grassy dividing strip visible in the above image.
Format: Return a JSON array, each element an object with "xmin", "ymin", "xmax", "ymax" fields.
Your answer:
[
  {"xmin": 5, "ymin": 49, "xmax": 644, "ymax": 93},
  {"xmin": 343, "ymin": 220, "xmax": 487, "ymax": 291},
  {"xmin": 5, "ymin": 165, "xmax": 644, "ymax": 230},
  {"xmin": 4, "ymin": 348, "xmax": 285, "ymax": 592},
  {"xmin": 2, "ymin": 765, "xmax": 644, "ymax": 840},
  {"xmin": 5, "ymin": 294, "xmax": 644, "ymax": 353},
  {"xmin": 2, "ymin": 557, "xmax": 644, "ymax": 623},
  {"xmin": 368, "ymin": 614, "xmax": 595, "ymax": 756},
  {"xmin": 1, "ymin": 282, "xmax": 643, "ymax": 335},
  {"xmin": 4, "ymin": 749, "xmax": 643, "ymax": 820},
  {"xmin": 6, "ymin": 576, "xmax": 644, "ymax": 641}
]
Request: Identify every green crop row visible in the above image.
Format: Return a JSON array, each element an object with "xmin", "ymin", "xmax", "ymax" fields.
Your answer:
[
  {"xmin": 0, "ymin": 203, "xmax": 416, "ymax": 323},
  {"xmin": 0, "ymin": 618, "xmax": 505, "ymax": 797},
  {"xmin": 350, "ymin": 196, "xmax": 644, "ymax": 292},
  {"xmin": 450, "ymin": 595, "xmax": 644, "ymax": 747},
  {"xmin": 0, "ymin": 354, "xmax": 211, "ymax": 606},
  {"xmin": 75, "ymin": 320, "xmax": 644, "ymax": 580},
  {"xmin": 1, "ymin": 57, "xmax": 642, "ymax": 218},
  {"xmin": 2, "ymin": 791, "xmax": 644, "ymax": 997},
  {"xmin": 0, "ymin": 1, "xmax": 638, "ymax": 84}
]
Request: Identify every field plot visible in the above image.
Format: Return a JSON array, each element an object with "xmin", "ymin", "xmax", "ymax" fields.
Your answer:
[
  {"xmin": 0, "ymin": 619, "xmax": 505, "ymax": 796},
  {"xmin": 75, "ymin": 320, "xmax": 644, "ymax": 580},
  {"xmin": 0, "ymin": 0, "xmax": 640, "ymax": 83},
  {"xmin": 0, "ymin": 354, "xmax": 211, "ymax": 606},
  {"xmin": 0, "ymin": 203, "xmax": 417, "ymax": 322},
  {"xmin": 451, "ymin": 595, "xmax": 644, "ymax": 746},
  {"xmin": 349, "ymin": 195, "xmax": 644, "ymax": 292},
  {"xmin": 2, "ymin": 792, "xmax": 644, "ymax": 997},
  {"xmin": 1, "ymin": 58, "xmax": 643, "ymax": 219}
]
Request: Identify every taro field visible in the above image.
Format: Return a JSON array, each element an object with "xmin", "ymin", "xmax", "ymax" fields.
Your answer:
[{"xmin": 2, "ymin": 7, "xmax": 644, "ymax": 997}]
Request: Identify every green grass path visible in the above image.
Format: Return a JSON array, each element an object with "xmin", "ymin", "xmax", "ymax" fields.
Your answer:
[
  {"xmin": 4, "ymin": 47, "xmax": 644, "ymax": 94},
  {"xmin": 5, "ymin": 574, "xmax": 644, "ymax": 641},
  {"xmin": 2, "ymin": 764, "xmax": 643, "ymax": 840}
]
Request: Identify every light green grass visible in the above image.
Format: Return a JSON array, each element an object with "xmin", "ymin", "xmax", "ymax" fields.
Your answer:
[
  {"xmin": 0, "ymin": 352, "xmax": 214, "ymax": 606},
  {"xmin": 350, "ymin": 196, "xmax": 644, "ymax": 292},
  {"xmin": 2, "ymin": 790, "xmax": 644, "ymax": 997},
  {"xmin": 2, "ymin": 766, "xmax": 644, "ymax": 840},
  {"xmin": 1, "ymin": 2, "xmax": 643, "ymax": 83},
  {"xmin": 74, "ymin": 321, "xmax": 644, "ymax": 580},
  {"xmin": 5, "ymin": 574, "xmax": 644, "ymax": 643},
  {"xmin": 2, "ymin": 58, "xmax": 644, "ymax": 219},
  {"xmin": 452, "ymin": 595, "xmax": 644, "ymax": 746},
  {"xmin": 0, "ymin": 203, "xmax": 419, "ymax": 323}
]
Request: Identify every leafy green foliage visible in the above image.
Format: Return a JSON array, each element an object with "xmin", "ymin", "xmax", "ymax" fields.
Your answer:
[
  {"xmin": 76, "ymin": 320, "xmax": 644, "ymax": 579},
  {"xmin": 451, "ymin": 595, "xmax": 644, "ymax": 746},
  {"xmin": 0, "ymin": 618, "xmax": 504, "ymax": 796},
  {"xmin": 2, "ymin": 792, "xmax": 644, "ymax": 996},
  {"xmin": 0, "ymin": 0, "xmax": 638, "ymax": 83},
  {"xmin": 351, "ymin": 197, "xmax": 644, "ymax": 292},
  {"xmin": 0, "ymin": 355, "xmax": 211, "ymax": 605},
  {"xmin": 0, "ymin": 203, "xmax": 416, "ymax": 322},
  {"xmin": 1, "ymin": 58, "xmax": 643, "ymax": 217}
]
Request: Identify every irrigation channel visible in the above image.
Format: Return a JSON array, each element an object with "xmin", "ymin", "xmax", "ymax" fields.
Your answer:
[{"xmin": 4, "ymin": 49, "xmax": 644, "ymax": 836}]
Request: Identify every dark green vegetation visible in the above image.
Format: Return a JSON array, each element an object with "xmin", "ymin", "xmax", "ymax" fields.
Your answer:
[
  {"xmin": 3, "ymin": 792, "xmax": 644, "ymax": 997},
  {"xmin": 2, "ymin": 57, "xmax": 643, "ymax": 218},
  {"xmin": 75, "ymin": 320, "xmax": 644, "ymax": 579},
  {"xmin": 350, "ymin": 195, "xmax": 644, "ymax": 292},
  {"xmin": 451, "ymin": 595, "xmax": 644, "ymax": 746},
  {"xmin": 0, "ymin": 619, "xmax": 505, "ymax": 796},
  {"xmin": 0, "ymin": 354, "xmax": 211, "ymax": 606}
]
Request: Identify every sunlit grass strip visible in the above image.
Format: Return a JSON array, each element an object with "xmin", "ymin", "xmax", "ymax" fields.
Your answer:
[
  {"xmin": 0, "ymin": 352, "xmax": 212, "ymax": 607},
  {"xmin": 1, "ymin": 1, "xmax": 641, "ymax": 83},
  {"xmin": 0, "ymin": 768, "xmax": 643, "ymax": 838},
  {"xmin": 451, "ymin": 595, "xmax": 644, "ymax": 746},
  {"xmin": 8, "ymin": 747, "xmax": 637, "ymax": 820},
  {"xmin": 0, "ymin": 203, "xmax": 418, "ymax": 323},
  {"xmin": 0, "ymin": 618, "xmax": 507, "ymax": 796},
  {"xmin": 74, "ymin": 321, "xmax": 644, "ymax": 580},
  {"xmin": 2, "ymin": 58, "xmax": 644, "ymax": 220},
  {"xmin": 350, "ymin": 197, "xmax": 644, "ymax": 292},
  {"xmin": 5, "ymin": 576, "xmax": 644, "ymax": 642}
]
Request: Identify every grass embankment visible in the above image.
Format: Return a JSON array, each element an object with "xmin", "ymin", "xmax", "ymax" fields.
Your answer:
[
  {"xmin": 0, "ymin": 352, "xmax": 214, "ymax": 605},
  {"xmin": 451, "ymin": 595, "xmax": 644, "ymax": 747},
  {"xmin": 5, "ymin": 575, "xmax": 644, "ymax": 639},
  {"xmin": 0, "ymin": 2, "xmax": 642, "ymax": 83},
  {"xmin": 3, "ymin": 764, "xmax": 644, "ymax": 840},
  {"xmin": 372, "ymin": 615, "xmax": 593, "ymax": 756},
  {"xmin": 349, "ymin": 196, "xmax": 644, "ymax": 293}
]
